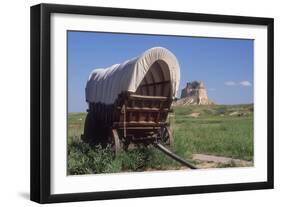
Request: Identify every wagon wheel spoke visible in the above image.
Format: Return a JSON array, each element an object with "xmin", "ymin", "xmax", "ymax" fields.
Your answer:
[
  {"xmin": 160, "ymin": 126, "xmax": 173, "ymax": 146},
  {"xmin": 166, "ymin": 127, "xmax": 174, "ymax": 146},
  {"xmin": 111, "ymin": 129, "xmax": 121, "ymax": 156}
]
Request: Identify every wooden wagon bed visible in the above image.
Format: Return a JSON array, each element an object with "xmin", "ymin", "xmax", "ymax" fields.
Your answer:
[{"xmin": 83, "ymin": 92, "xmax": 174, "ymax": 154}]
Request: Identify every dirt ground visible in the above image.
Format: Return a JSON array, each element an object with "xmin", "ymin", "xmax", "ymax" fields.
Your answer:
[{"xmin": 192, "ymin": 153, "xmax": 253, "ymax": 169}]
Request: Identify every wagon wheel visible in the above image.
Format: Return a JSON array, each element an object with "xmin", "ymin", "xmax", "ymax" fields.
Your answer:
[
  {"xmin": 160, "ymin": 126, "xmax": 174, "ymax": 146},
  {"xmin": 110, "ymin": 129, "xmax": 121, "ymax": 156}
]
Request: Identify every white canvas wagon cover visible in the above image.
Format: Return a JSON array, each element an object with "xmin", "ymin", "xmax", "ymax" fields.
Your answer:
[{"xmin": 86, "ymin": 47, "xmax": 180, "ymax": 104}]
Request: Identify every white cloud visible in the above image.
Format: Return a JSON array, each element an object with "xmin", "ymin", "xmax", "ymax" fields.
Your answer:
[
  {"xmin": 224, "ymin": 81, "xmax": 236, "ymax": 86},
  {"xmin": 239, "ymin": 81, "xmax": 252, "ymax": 87},
  {"xmin": 224, "ymin": 81, "xmax": 252, "ymax": 87}
]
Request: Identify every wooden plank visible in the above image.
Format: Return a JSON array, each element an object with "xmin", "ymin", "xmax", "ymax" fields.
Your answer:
[
  {"xmin": 128, "ymin": 94, "xmax": 171, "ymax": 101},
  {"xmin": 116, "ymin": 127, "xmax": 161, "ymax": 130},
  {"xmin": 113, "ymin": 121, "xmax": 168, "ymax": 127},
  {"xmin": 125, "ymin": 106, "xmax": 170, "ymax": 112},
  {"xmin": 156, "ymin": 102, "xmax": 162, "ymax": 122}
]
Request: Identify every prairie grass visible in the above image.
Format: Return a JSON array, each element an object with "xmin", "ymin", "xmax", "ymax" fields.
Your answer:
[{"xmin": 67, "ymin": 104, "xmax": 253, "ymax": 175}]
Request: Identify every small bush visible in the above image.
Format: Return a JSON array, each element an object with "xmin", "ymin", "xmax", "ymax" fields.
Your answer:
[
  {"xmin": 67, "ymin": 141, "xmax": 117, "ymax": 175},
  {"xmin": 67, "ymin": 140, "xmax": 181, "ymax": 175}
]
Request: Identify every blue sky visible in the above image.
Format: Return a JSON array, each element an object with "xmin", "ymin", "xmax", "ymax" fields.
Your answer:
[{"xmin": 68, "ymin": 31, "xmax": 253, "ymax": 112}]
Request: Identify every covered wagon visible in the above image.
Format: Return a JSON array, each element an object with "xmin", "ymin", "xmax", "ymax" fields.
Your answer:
[{"xmin": 82, "ymin": 47, "xmax": 180, "ymax": 154}]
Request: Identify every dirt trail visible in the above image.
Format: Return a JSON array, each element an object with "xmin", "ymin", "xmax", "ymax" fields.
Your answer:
[{"xmin": 192, "ymin": 154, "xmax": 253, "ymax": 168}]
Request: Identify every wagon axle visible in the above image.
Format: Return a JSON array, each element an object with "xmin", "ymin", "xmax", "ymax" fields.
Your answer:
[{"xmin": 153, "ymin": 142, "xmax": 198, "ymax": 169}]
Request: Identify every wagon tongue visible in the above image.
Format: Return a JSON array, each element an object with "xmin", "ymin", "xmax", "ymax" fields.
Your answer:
[{"xmin": 153, "ymin": 142, "xmax": 198, "ymax": 169}]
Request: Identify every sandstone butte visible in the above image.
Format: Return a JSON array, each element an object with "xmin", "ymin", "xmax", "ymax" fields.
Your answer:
[{"xmin": 174, "ymin": 81, "xmax": 214, "ymax": 106}]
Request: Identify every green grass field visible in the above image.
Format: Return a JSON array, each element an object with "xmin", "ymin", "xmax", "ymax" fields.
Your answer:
[{"xmin": 67, "ymin": 104, "xmax": 253, "ymax": 175}]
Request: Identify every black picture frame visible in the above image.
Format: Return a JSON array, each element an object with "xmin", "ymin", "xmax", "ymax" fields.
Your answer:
[{"xmin": 30, "ymin": 3, "xmax": 274, "ymax": 204}]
